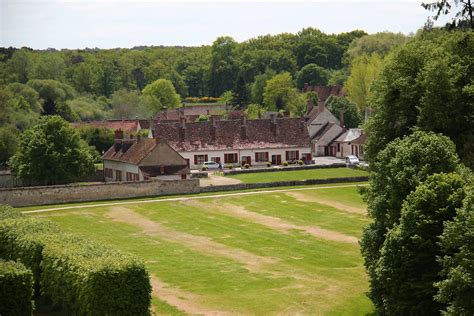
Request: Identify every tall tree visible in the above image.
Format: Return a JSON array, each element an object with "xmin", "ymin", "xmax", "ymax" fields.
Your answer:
[
  {"xmin": 141, "ymin": 79, "xmax": 180, "ymax": 113},
  {"xmin": 230, "ymin": 76, "xmax": 250, "ymax": 109},
  {"xmin": 296, "ymin": 63, "xmax": 329, "ymax": 89},
  {"xmin": 9, "ymin": 115, "xmax": 95, "ymax": 185},
  {"xmin": 422, "ymin": 0, "xmax": 474, "ymax": 29},
  {"xmin": 209, "ymin": 36, "xmax": 238, "ymax": 97},
  {"xmin": 29, "ymin": 53, "xmax": 66, "ymax": 81},
  {"xmin": 325, "ymin": 96, "xmax": 362, "ymax": 128},
  {"xmin": 263, "ymin": 72, "xmax": 300, "ymax": 112}
]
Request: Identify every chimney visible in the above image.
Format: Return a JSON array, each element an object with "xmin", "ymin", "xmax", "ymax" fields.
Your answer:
[
  {"xmin": 270, "ymin": 114, "xmax": 278, "ymax": 136},
  {"xmin": 179, "ymin": 117, "xmax": 186, "ymax": 141},
  {"xmin": 240, "ymin": 116, "xmax": 247, "ymax": 139},
  {"xmin": 114, "ymin": 139, "xmax": 122, "ymax": 152},
  {"xmin": 339, "ymin": 110, "xmax": 345, "ymax": 128},
  {"xmin": 114, "ymin": 129, "xmax": 124, "ymax": 140},
  {"xmin": 121, "ymin": 139, "xmax": 134, "ymax": 153},
  {"xmin": 210, "ymin": 116, "xmax": 217, "ymax": 141}
]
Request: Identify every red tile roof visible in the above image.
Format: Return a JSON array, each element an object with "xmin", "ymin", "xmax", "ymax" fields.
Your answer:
[
  {"xmin": 152, "ymin": 118, "xmax": 311, "ymax": 152},
  {"xmin": 71, "ymin": 120, "xmax": 140, "ymax": 133},
  {"xmin": 102, "ymin": 138, "xmax": 157, "ymax": 165}
]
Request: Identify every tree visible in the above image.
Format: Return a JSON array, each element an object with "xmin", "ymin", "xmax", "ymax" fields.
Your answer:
[
  {"xmin": 78, "ymin": 127, "xmax": 114, "ymax": 154},
  {"xmin": 376, "ymin": 172, "xmax": 467, "ymax": 315},
  {"xmin": 208, "ymin": 36, "xmax": 238, "ymax": 97},
  {"xmin": 9, "ymin": 115, "xmax": 95, "ymax": 185},
  {"xmin": 344, "ymin": 53, "xmax": 383, "ymax": 113},
  {"xmin": 29, "ymin": 53, "xmax": 66, "ymax": 81},
  {"xmin": 295, "ymin": 63, "xmax": 329, "ymax": 89},
  {"xmin": 250, "ymin": 69, "xmax": 275, "ymax": 105},
  {"xmin": 141, "ymin": 79, "xmax": 180, "ymax": 113},
  {"xmin": 7, "ymin": 49, "xmax": 31, "ymax": 83},
  {"xmin": 110, "ymin": 89, "xmax": 143, "ymax": 119},
  {"xmin": 263, "ymin": 72, "xmax": 302, "ymax": 113},
  {"xmin": 364, "ymin": 31, "xmax": 474, "ymax": 166},
  {"xmin": 66, "ymin": 96, "xmax": 108, "ymax": 121},
  {"xmin": 244, "ymin": 103, "xmax": 266, "ymax": 119},
  {"xmin": 436, "ymin": 185, "xmax": 474, "ymax": 315},
  {"xmin": 360, "ymin": 131, "xmax": 460, "ymax": 312},
  {"xmin": 0, "ymin": 126, "xmax": 19, "ymax": 168},
  {"xmin": 422, "ymin": 0, "xmax": 473, "ymax": 29},
  {"xmin": 230, "ymin": 76, "xmax": 250, "ymax": 109},
  {"xmin": 325, "ymin": 96, "xmax": 362, "ymax": 128}
]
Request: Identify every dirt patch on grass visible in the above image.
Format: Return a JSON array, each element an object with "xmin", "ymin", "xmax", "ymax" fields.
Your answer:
[
  {"xmin": 285, "ymin": 192, "xmax": 366, "ymax": 215},
  {"xmin": 200, "ymin": 174, "xmax": 242, "ymax": 187},
  {"xmin": 106, "ymin": 206, "xmax": 276, "ymax": 272},
  {"xmin": 151, "ymin": 275, "xmax": 234, "ymax": 316},
  {"xmin": 183, "ymin": 201, "xmax": 358, "ymax": 244}
]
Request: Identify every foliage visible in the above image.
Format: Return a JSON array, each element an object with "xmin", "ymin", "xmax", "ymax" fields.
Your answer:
[
  {"xmin": 0, "ymin": 126, "xmax": 19, "ymax": 168},
  {"xmin": 296, "ymin": 63, "xmax": 329, "ymax": 89},
  {"xmin": 245, "ymin": 103, "xmax": 266, "ymax": 119},
  {"xmin": 29, "ymin": 53, "xmax": 66, "ymax": 81},
  {"xmin": 209, "ymin": 36, "xmax": 239, "ymax": 97},
  {"xmin": 66, "ymin": 95, "xmax": 108, "ymax": 121},
  {"xmin": 422, "ymin": 0, "xmax": 474, "ymax": 29},
  {"xmin": 184, "ymin": 96, "xmax": 221, "ymax": 103},
  {"xmin": 344, "ymin": 32, "xmax": 408, "ymax": 65},
  {"xmin": 195, "ymin": 114, "xmax": 210, "ymax": 122},
  {"xmin": 141, "ymin": 79, "xmax": 181, "ymax": 113},
  {"xmin": 436, "ymin": 185, "xmax": 474, "ymax": 315},
  {"xmin": 9, "ymin": 115, "xmax": 95, "ymax": 185},
  {"xmin": 325, "ymin": 96, "xmax": 362, "ymax": 128},
  {"xmin": 0, "ymin": 204, "xmax": 23, "ymax": 220},
  {"xmin": 110, "ymin": 89, "xmax": 145, "ymax": 119},
  {"xmin": 365, "ymin": 30, "xmax": 474, "ymax": 166},
  {"xmin": 219, "ymin": 90, "xmax": 234, "ymax": 104},
  {"xmin": 344, "ymin": 53, "xmax": 383, "ymax": 112},
  {"xmin": 78, "ymin": 126, "xmax": 114, "ymax": 154},
  {"xmin": 263, "ymin": 72, "xmax": 304, "ymax": 114},
  {"xmin": 360, "ymin": 131, "xmax": 461, "ymax": 313},
  {"xmin": 250, "ymin": 69, "xmax": 276, "ymax": 105},
  {"xmin": 376, "ymin": 173, "xmax": 467, "ymax": 315},
  {"xmin": 0, "ymin": 259, "xmax": 34, "ymax": 316},
  {"xmin": 230, "ymin": 76, "xmax": 250, "ymax": 109}
]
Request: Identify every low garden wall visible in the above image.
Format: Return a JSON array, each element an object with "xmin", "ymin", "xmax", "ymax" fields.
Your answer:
[
  {"xmin": 200, "ymin": 176, "xmax": 369, "ymax": 193},
  {"xmin": 223, "ymin": 163, "xmax": 346, "ymax": 175},
  {"xmin": 0, "ymin": 179, "xmax": 200, "ymax": 207}
]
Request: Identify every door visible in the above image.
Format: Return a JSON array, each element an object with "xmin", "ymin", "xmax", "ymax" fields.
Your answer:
[{"xmin": 272, "ymin": 154, "xmax": 282, "ymax": 165}]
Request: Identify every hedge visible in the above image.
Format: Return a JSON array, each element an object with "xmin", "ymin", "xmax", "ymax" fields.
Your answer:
[
  {"xmin": 41, "ymin": 233, "xmax": 151, "ymax": 315},
  {"xmin": 0, "ymin": 217, "xmax": 151, "ymax": 315},
  {"xmin": 0, "ymin": 259, "xmax": 34, "ymax": 315},
  {"xmin": 0, "ymin": 204, "xmax": 23, "ymax": 220}
]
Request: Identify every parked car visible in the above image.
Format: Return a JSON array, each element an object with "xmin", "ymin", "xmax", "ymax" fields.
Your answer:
[
  {"xmin": 345, "ymin": 155, "xmax": 360, "ymax": 166},
  {"xmin": 201, "ymin": 161, "xmax": 221, "ymax": 170}
]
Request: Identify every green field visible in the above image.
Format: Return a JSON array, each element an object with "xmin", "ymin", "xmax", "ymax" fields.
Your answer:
[
  {"xmin": 27, "ymin": 184, "xmax": 373, "ymax": 315},
  {"xmin": 227, "ymin": 167, "xmax": 369, "ymax": 183}
]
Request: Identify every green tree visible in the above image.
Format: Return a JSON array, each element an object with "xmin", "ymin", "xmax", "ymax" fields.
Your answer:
[
  {"xmin": 263, "ymin": 72, "xmax": 302, "ymax": 113},
  {"xmin": 360, "ymin": 131, "xmax": 460, "ymax": 312},
  {"xmin": 436, "ymin": 185, "xmax": 474, "ymax": 315},
  {"xmin": 377, "ymin": 172, "xmax": 467, "ymax": 315},
  {"xmin": 364, "ymin": 31, "xmax": 474, "ymax": 166},
  {"xmin": 209, "ymin": 36, "xmax": 238, "ymax": 97},
  {"xmin": 9, "ymin": 115, "xmax": 95, "ymax": 185},
  {"xmin": 250, "ymin": 69, "xmax": 275, "ymax": 105},
  {"xmin": 244, "ymin": 103, "xmax": 266, "ymax": 119},
  {"xmin": 71, "ymin": 62, "xmax": 95, "ymax": 93},
  {"xmin": 66, "ymin": 96, "xmax": 108, "ymax": 121},
  {"xmin": 325, "ymin": 96, "xmax": 362, "ymax": 128},
  {"xmin": 29, "ymin": 53, "xmax": 66, "ymax": 81},
  {"xmin": 0, "ymin": 126, "xmax": 19, "ymax": 168},
  {"xmin": 344, "ymin": 53, "xmax": 383, "ymax": 113},
  {"xmin": 110, "ymin": 89, "xmax": 143, "ymax": 119},
  {"xmin": 7, "ymin": 49, "xmax": 32, "ymax": 83},
  {"xmin": 78, "ymin": 127, "xmax": 114, "ymax": 154},
  {"xmin": 141, "ymin": 79, "xmax": 180, "ymax": 113},
  {"xmin": 230, "ymin": 76, "xmax": 250, "ymax": 109},
  {"xmin": 296, "ymin": 63, "xmax": 329, "ymax": 89}
]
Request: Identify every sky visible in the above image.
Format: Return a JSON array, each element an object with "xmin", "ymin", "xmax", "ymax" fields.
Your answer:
[{"xmin": 0, "ymin": 0, "xmax": 449, "ymax": 49}]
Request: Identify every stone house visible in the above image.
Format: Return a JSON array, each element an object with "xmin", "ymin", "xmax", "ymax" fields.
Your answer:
[
  {"xmin": 332, "ymin": 129, "xmax": 367, "ymax": 159},
  {"xmin": 102, "ymin": 130, "xmax": 190, "ymax": 182},
  {"xmin": 152, "ymin": 116, "xmax": 313, "ymax": 169}
]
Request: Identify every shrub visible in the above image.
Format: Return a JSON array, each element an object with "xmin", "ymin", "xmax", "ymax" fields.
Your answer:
[
  {"xmin": 0, "ymin": 204, "xmax": 23, "ymax": 220},
  {"xmin": 41, "ymin": 233, "xmax": 151, "ymax": 315},
  {"xmin": 283, "ymin": 161, "xmax": 289, "ymax": 166},
  {"xmin": 297, "ymin": 160, "xmax": 304, "ymax": 165},
  {"xmin": 244, "ymin": 163, "xmax": 250, "ymax": 169},
  {"xmin": 0, "ymin": 259, "xmax": 34, "ymax": 315},
  {"xmin": 202, "ymin": 166, "xmax": 208, "ymax": 171},
  {"xmin": 227, "ymin": 165, "xmax": 233, "ymax": 170},
  {"xmin": 266, "ymin": 161, "xmax": 272, "ymax": 167}
]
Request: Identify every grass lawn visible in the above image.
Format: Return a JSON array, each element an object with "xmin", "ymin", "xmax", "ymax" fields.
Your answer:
[
  {"xmin": 26, "ymin": 184, "xmax": 373, "ymax": 315},
  {"xmin": 227, "ymin": 167, "xmax": 369, "ymax": 184}
]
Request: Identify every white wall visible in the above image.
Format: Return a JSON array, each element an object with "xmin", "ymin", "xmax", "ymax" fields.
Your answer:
[
  {"xmin": 179, "ymin": 147, "xmax": 312, "ymax": 169},
  {"xmin": 103, "ymin": 160, "xmax": 141, "ymax": 182}
]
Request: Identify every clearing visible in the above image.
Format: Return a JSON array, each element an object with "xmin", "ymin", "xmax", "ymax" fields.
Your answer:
[{"xmin": 26, "ymin": 184, "xmax": 373, "ymax": 315}]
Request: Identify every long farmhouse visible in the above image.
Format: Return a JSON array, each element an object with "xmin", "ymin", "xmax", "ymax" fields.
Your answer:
[{"xmin": 152, "ymin": 115, "xmax": 313, "ymax": 169}]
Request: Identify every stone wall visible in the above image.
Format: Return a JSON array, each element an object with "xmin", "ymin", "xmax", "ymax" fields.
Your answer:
[
  {"xmin": 0, "ymin": 179, "xmax": 200, "ymax": 207},
  {"xmin": 223, "ymin": 163, "xmax": 346, "ymax": 175}
]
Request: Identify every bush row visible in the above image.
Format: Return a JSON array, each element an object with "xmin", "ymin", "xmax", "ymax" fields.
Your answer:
[
  {"xmin": 0, "ymin": 207, "xmax": 152, "ymax": 315},
  {"xmin": 0, "ymin": 259, "xmax": 34, "ymax": 316},
  {"xmin": 184, "ymin": 96, "xmax": 221, "ymax": 103}
]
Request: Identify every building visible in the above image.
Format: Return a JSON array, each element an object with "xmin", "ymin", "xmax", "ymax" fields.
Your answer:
[
  {"xmin": 152, "ymin": 116, "xmax": 313, "ymax": 169},
  {"xmin": 102, "ymin": 130, "xmax": 190, "ymax": 181},
  {"xmin": 332, "ymin": 129, "xmax": 367, "ymax": 159},
  {"xmin": 71, "ymin": 119, "xmax": 144, "ymax": 134}
]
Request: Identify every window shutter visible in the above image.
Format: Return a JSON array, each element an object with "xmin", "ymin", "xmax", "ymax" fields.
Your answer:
[
  {"xmin": 224, "ymin": 154, "xmax": 228, "ymax": 163},
  {"xmin": 265, "ymin": 152, "xmax": 269, "ymax": 161},
  {"xmin": 285, "ymin": 151, "xmax": 289, "ymax": 161},
  {"xmin": 194, "ymin": 155, "xmax": 198, "ymax": 165},
  {"xmin": 205, "ymin": 154, "xmax": 208, "ymax": 161},
  {"xmin": 296, "ymin": 151, "xmax": 299, "ymax": 160},
  {"xmin": 255, "ymin": 153, "xmax": 258, "ymax": 162}
]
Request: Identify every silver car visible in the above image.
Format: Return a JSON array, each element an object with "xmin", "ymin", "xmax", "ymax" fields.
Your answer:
[
  {"xmin": 345, "ymin": 155, "xmax": 360, "ymax": 166},
  {"xmin": 201, "ymin": 161, "xmax": 221, "ymax": 170}
]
